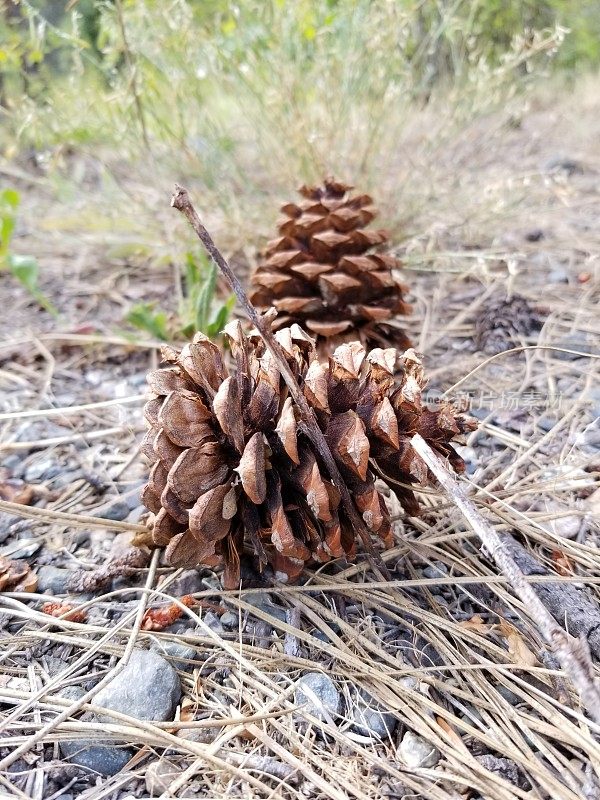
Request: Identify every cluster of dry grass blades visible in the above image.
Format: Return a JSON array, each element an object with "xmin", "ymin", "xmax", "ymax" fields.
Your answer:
[{"xmin": 0, "ymin": 79, "xmax": 599, "ymax": 799}]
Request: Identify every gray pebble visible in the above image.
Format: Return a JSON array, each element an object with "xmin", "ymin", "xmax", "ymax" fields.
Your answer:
[
  {"xmin": 0, "ymin": 515, "xmax": 19, "ymax": 544},
  {"xmin": 0, "ymin": 537, "xmax": 41, "ymax": 558},
  {"xmin": 245, "ymin": 592, "xmax": 287, "ymax": 623},
  {"xmin": 145, "ymin": 758, "xmax": 179, "ymax": 795},
  {"xmin": 295, "ymin": 673, "xmax": 341, "ymax": 721},
  {"xmin": 52, "ymin": 469, "xmax": 84, "ymax": 489},
  {"xmin": 422, "ymin": 562, "xmax": 448, "ymax": 580},
  {"xmin": 24, "ymin": 458, "xmax": 60, "ymax": 482},
  {"xmin": 95, "ymin": 499, "xmax": 131, "ymax": 522},
  {"xmin": 94, "ymin": 649, "xmax": 181, "ymax": 723},
  {"xmin": 36, "ymin": 565, "xmax": 72, "ymax": 594},
  {"xmin": 59, "ymin": 739, "xmax": 132, "ymax": 776},
  {"xmin": 58, "ymin": 685, "xmax": 87, "ymax": 701},
  {"xmin": 397, "ymin": 731, "xmax": 440, "ymax": 768},
  {"xmin": 475, "ymin": 754, "xmax": 529, "ymax": 790},
  {"xmin": 167, "ymin": 569, "xmax": 203, "ymax": 596},
  {"xmin": 554, "ymin": 333, "xmax": 594, "ymax": 361},
  {"xmin": 152, "ymin": 640, "xmax": 197, "ymax": 668},
  {"xmin": 536, "ymin": 415, "xmax": 558, "ymax": 433},
  {"xmin": 220, "ymin": 611, "xmax": 239, "ymax": 630},
  {"xmin": 126, "ymin": 505, "xmax": 147, "ymax": 524},
  {"xmin": 351, "ymin": 688, "xmax": 397, "ymax": 739}
]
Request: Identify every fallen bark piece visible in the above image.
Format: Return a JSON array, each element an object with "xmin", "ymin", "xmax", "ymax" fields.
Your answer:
[
  {"xmin": 500, "ymin": 536, "xmax": 600, "ymax": 659},
  {"xmin": 0, "ymin": 555, "xmax": 37, "ymax": 592}
]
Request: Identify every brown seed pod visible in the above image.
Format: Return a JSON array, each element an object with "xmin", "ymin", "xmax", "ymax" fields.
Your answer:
[
  {"xmin": 250, "ymin": 179, "xmax": 412, "ymax": 354},
  {"xmin": 140, "ymin": 324, "xmax": 475, "ymax": 587}
]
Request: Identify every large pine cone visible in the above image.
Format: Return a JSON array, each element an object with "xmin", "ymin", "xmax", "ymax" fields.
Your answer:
[
  {"xmin": 250, "ymin": 179, "xmax": 412, "ymax": 352},
  {"xmin": 141, "ymin": 325, "xmax": 474, "ymax": 587}
]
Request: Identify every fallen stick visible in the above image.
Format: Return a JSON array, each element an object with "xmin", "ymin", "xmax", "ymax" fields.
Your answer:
[{"xmin": 411, "ymin": 432, "xmax": 600, "ymax": 724}]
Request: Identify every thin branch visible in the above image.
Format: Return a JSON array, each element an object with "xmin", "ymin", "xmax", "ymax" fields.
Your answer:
[
  {"xmin": 170, "ymin": 185, "xmax": 388, "ymax": 579},
  {"xmin": 410, "ymin": 432, "xmax": 600, "ymax": 724}
]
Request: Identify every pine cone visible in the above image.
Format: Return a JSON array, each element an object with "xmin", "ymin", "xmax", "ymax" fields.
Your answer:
[
  {"xmin": 141, "ymin": 326, "xmax": 474, "ymax": 587},
  {"xmin": 250, "ymin": 179, "xmax": 411, "ymax": 352},
  {"xmin": 475, "ymin": 295, "xmax": 541, "ymax": 355}
]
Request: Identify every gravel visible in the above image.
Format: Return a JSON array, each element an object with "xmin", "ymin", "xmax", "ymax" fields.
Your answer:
[
  {"xmin": 94, "ymin": 649, "xmax": 181, "ymax": 723},
  {"xmin": 350, "ymin": 688, "xmax": 397, "ymax": 739},
  {"xmin": 36, "ymin": 565, "xmax": 73, "ymax": 594},
  {"xmin": 145, "ymin": 758, "xmax": 180, "ymax": 795},
  {"xmin": 294, "ymin": 673, "xmax": 341, "ymax": 722},
  {"xmin": 167, "ymin": 569, "xmax": 203, "ymax": 596},
  {"xmin": 59, "ymin": 740, "xmax": 133, "ymax": 776},
  {"xmin": 397, "ymin": 731, "xmax": 440, "ymax": 768}
]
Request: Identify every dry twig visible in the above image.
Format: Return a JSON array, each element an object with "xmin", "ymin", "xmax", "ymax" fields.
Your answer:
[{"xmin": 411, "ymin": 432, "xmax": 600, "ymax": 724}]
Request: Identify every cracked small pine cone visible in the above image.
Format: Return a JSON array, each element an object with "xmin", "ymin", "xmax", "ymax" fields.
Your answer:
[
  {"xmin": 141, "ymin": 325, "xmax": 474, "ymax": 587},
  {"xmin": 250, "ymin": 178, "xmax": 412, "ymax": 353},
  {"xmin": 475, "ymin": 294, "xmax": 541, "ymax": 354}
]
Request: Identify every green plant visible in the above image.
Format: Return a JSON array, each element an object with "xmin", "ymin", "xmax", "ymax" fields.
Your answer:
[
  {"xmin": 0, "ymin": 188, "xmax": 56, "ymax": 315},
  {"xmin": 126, "ymin": 249, "xmax": 235, "ymax": 341}
]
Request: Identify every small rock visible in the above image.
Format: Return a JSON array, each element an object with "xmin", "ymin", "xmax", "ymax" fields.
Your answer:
[
  {"xmin": 220, "ymin": 611, "xmax": 239, "ymax": 630},
  {"xmin": 152, "ymin": 640, "xmax": 197, "ymax": 668},
  {"xmin": 0, "ymin": 537, "xmax": 41, "ymax": 558},
  {"xmin": 544, "ymin": 157, "xmax": 584, "ymax": 176},
  {"xmin": 0, "ymin": 515, "xmax": 19, "ymax": 544},
  {"xmin": 554, "ymin": 333, "xmax": 594, "ymax": 361},
  {"xmin": 53, "ymin": 469, "xmax": 84, "ymax": 489},
  {"xmin": 397, "ymin": 731, "xmax": 440, "ymax": 768},
  {"xmin": 126, "ymin": 505, "xmax": 146, "ymax": 525},
  {"xmin": 536, "ymin": 414, "xmax": 558, "ymax": 433},
  {"xmin": 96, "ymin": 499, "xmax": 131, "ymax": 522},
  {"xmin": 145, "ymin": 758, "xmax": 179, "ymax": 795},
  {"xmin": 475, "ymin": 754, "xmax": 529, "ymax": 790},
  {"xmin": 36, "ymin": 566, "xmax": 72, "ymax": 594},
  {"xmin": 60, "ymin": 739, "xmax": 132, "ymax": 776},
  {"xmin": 351, "ymin": 688, "xmax": 397, "ymax": 739},
  {"xmin": 59, "ymin": 685, "xmax": 87, "ymax": 701},
  {"xmin": 422, "ymin": 562, "xmax": 448, "ymax": 580},
  {"xmin": 24, "ymin": 458, "xmax": 60, "ymax": 482},
  {"xmin": 295, "ymin": 673, "xmax": 341, "ymax": 722},
  {"xmin": 94, "ymin": 649, "xmax": 181, "ymax": 723},
  {"xmin": 168, "ymin": 569, "xmax": 202, "ymax": 596},
  {"xmin": 245, "ymin": 592, "xmax": 287, "ymax": 623},
  {"xmin": 541, "ymin": 500, "xmax": 581, "ymax": 540},
  {"xmin": 524, "ymin": 228, "xmax": 544, "ymax": 242}
]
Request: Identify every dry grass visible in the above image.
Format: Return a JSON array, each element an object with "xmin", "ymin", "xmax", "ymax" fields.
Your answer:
[{"xmin": 0, "ymin": 76, "xmax": 599, "ymax": 799}]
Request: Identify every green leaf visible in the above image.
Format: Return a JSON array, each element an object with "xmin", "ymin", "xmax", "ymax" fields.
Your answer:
[
  {"xmin": 8, "ymin": 254, "xmax": 58, "ymax": 316},
  {"xmin": 1, "ymin": 189, "xmax": 20, "ymax": 210},
  {"xmin": 126, "ymin": 303, "xmax": 170, "ymax": 341},
  {"xmin": 9, "ymin": 254, "xmax": 39, "ymax": 292},
  {"xmin": 194, "ymin": 261, "xmax": 217, "ymax": 333},
  {"xmin": 207, "ymin": 294, "xmax": 235, "ymax": 339}
]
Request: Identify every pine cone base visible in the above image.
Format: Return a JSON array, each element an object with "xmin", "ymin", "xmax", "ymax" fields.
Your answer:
[{"xmin": 141, "ymin": 326, "xmax": 474, "ymax": 588}]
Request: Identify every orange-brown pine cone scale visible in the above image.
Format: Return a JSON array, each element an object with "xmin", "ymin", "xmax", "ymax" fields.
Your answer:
[
  {"xmin": 250, "ymin": 179, "xmax": 412, "ymax": 352},
  {"xmin": 140, "ymin": 325, "xmax": 475, "ymax": 588}
]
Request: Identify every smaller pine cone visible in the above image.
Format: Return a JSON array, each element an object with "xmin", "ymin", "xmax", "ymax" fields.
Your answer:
[
  {"xmin": 141, "ymin": 326, "xmax": 475, "ymax": 587},
  {"xmin": 250, "ymin": 179, "xmax": 411, "ymax": 352},
  {"xmin": 475, "ymin": 295, "xmax": 541, "ymax": 354}
]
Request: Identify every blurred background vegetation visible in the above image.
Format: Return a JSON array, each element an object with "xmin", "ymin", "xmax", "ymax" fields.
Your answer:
[{"xmin": 0, "ymin": 0, "xmax": 598, "ymax": 329}]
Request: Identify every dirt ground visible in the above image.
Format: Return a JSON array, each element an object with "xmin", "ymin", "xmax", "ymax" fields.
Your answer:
[{"xmin": 0, "ymin": 77, "xmax": 599, "ymax": 799}]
